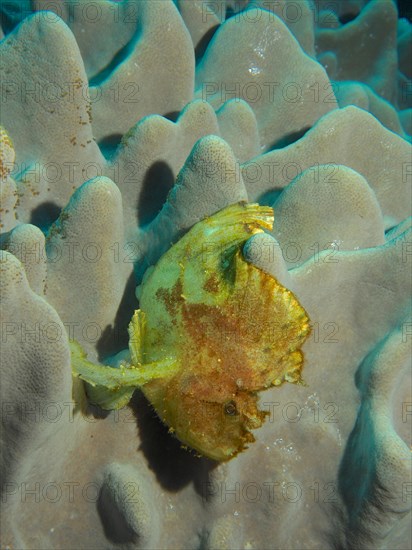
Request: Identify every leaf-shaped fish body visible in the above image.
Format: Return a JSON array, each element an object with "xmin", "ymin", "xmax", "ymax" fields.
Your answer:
[{"xmin": 135, "ymin": 202, "xmax": 310, "ymax": 461}]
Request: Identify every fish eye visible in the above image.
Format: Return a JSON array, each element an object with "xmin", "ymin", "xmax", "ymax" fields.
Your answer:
[{"xmin": 224, "ymin": 400, "xmax": 238, "ymax": 416}]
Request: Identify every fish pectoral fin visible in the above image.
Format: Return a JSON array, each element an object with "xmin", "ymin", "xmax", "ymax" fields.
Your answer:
[
  {"xmin": 87, "ymin": 385, "xmax": 136, "ymax": 410},
  {"xmin": 70, "ymin": 339, "xmax": 178, "ymax": 410},
  {"xmin": 128, "ymin": 309, "xmax": 146, "ymax": 366}
]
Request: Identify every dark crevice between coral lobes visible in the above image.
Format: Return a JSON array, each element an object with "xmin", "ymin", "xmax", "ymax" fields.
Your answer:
[
  {"xmin": 338, "ymin": 337, "xmax": 395, "ymax": 544},
  {"xmin": 163, "ymin": 110, "xmax": 181, "ymax": 123},
  {"xmin": 195, "ymin": 24, "xmax": 219, "ymax": 64},
  {"xmin": 97, "ymin": 486, "xmax": 139, "ymax": 545},
  {"xmin": 0, "ymin": 1, "xmax": 31, "ymax": 34},
  {"xmin": 266, "ymin": 126, "xmax": 312, "ymax": 152},
  {"xmin": 30, "ymin": 201, "xmax": 62, "ymax": 233},
  {"xmin": 397, "ymin": 0, "xmax": 412, "ymax": 21},
  {"xmin": 137, "ymin": 160, "xmax": 175, "ymax": 227},
  {"xmin": 98, "ymin": 133, "xmax": 123, "ymax": 161},
  {"xmin": 88, "ymin": 28, "xmax": 143, "ymax": 87},
  {"xmin": 338, "ymin": 12, "xmax": 359, "ymax": 25},
  {"xmin": 257, "ymin": 188, "xmax": 283, "ymax": 207}
]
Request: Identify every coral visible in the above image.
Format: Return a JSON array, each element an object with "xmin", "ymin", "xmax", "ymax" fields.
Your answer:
[
  {"xmin": 194, "ymin": 6, "xmax": 336, "ymax": 149},
  {"xmin": 98, "ymin": 462, "xmax": 159, "ymax": 548},
  {"xmin": 0, "ymin": 1, "xmax": 411, "ymax": 549}
]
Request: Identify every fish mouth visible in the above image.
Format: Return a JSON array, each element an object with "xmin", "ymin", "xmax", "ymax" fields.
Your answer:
[{"xmin": 175, "ymin": 396, "xmax": 267, "ymax": 462}]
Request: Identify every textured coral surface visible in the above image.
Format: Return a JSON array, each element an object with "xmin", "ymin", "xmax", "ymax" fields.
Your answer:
[{"xmin": 0, "ymin": 1, "xmax": 411, "ymax": 549}]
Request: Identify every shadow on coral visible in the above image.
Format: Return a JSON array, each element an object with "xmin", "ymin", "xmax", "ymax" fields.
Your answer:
[
  {"xmin": 163, "ymin": 111, "xmax": 181, "ymax": 123},
  {"xmin": 137, "ymin": 160, "xmax": 175, "ymax": 226},
  {"xmin": 130, "ymin": 391, "xmax": 218, "ymax": 494},
  {"xmin": 397, "ymin": 0, "xmax": 412, "ymax": 21},
  {"xmin": 256, "ymin": 188, "xmax": 283, "ymax": 207},
  {"xmin": 30, "ymin": 201, "xmax": 62, "ymax": 232},
  {"xmin": 267, "ymin": 126, "xmax": 312, "ymax": 151},
  {"xmin": 337, "ymin": 341, "xmax": 390, "ymax": 545},
  {"xmin": 0, "ymin": 1, "xmax": 30, "ymax": 34},
  {"xmin": 97, "ymin": 485, "xmax": 138, "ymax": 545},
  {"xmin": 89, "ymin": 29, "xmax": 139, "ymax": 87},
  {"xmin": 339, "ymin": 12, "xmax": 359, "ymax": 24},
  {"xmin": 96, "ymin": 269, "xmax": 138, "ymax": 360},
  {"xmin": 195, "ymin": 25, "xmax": 219, "ymax": 63},
  {"xmin": 98, "ymin": 133, "xmax": 123, "ymax": 161},
  {"xmin": 84, "ymin": 401, "xmax": 112, "ymax": 420}
]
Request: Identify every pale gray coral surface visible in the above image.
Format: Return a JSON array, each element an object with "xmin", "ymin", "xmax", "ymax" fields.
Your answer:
[{"xmin": 0, "ymin": 1, "xmax": 411, "ymax": 549}]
